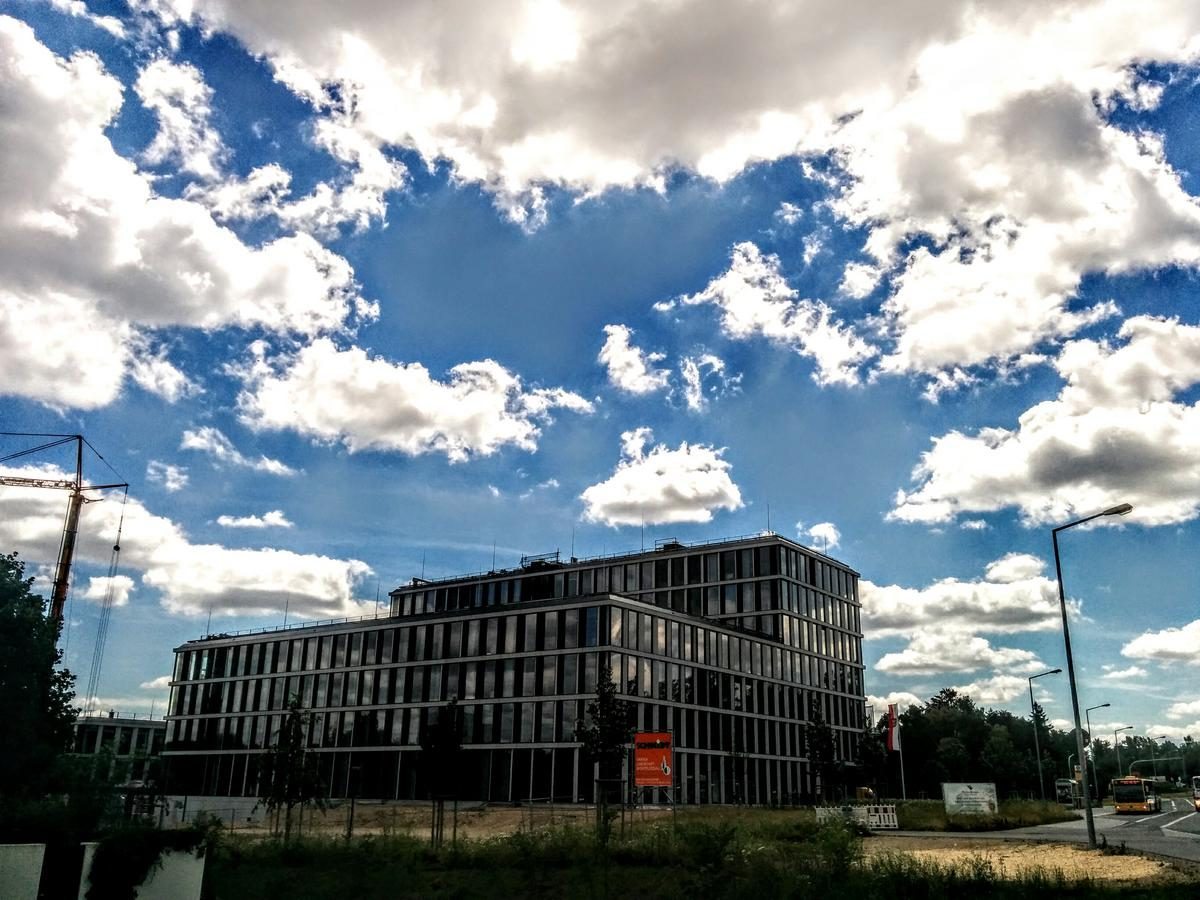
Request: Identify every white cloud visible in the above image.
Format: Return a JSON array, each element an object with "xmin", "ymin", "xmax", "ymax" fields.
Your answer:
[
  {"xmin": 1145, "ymin": 721, "xmax": 1200, "ymax": 741},
  {"xmin": 139, "ymin": 675, "xmax": 173, "ymax": 691},
  {"xmin": 865, "ymin": 692, "xmax": 923, "ymax": 714},
  {"xmin": 876, "ymin": 632, "xmax": 1042, "ymax": 676},
  {"xmin": 0, "ymin": 18, "xmax": 370, "ymax": 410},
  {"xmin": 1165, "ymin": 699, "xmax": 1200, "ymax": 720},
  {"xmin": 135, "ymin": 58, "xmax": 226, "ymax": 180},
  {"xmin": 236, "ymin": 339, "xmax": 592, "ymax": 462},
  {"xmin": 127, "ymin": 344, "xmax": 200, "ymax": 402},
  {"xmin": 949, "ymin": 674, "xmax": 1031, "ymax": 706},
  {"xmin": 1122, "ymin": 619, "xmax": 1200, "ymax": 666},
  {"xmin": 890, "ymin": 316, "xmax": 1200, "ymax": 526},
  {"xmin": 0, "ymin": 463, "xmax": 372, "ymax": 619},
  {"xmin": 774, "ymin": 202, "xmax": 803, "ymax": 227},
  {"xmin": 146, "ymin": 461, "xmax": 189, "ymax": 492},
  {"xmin": 959, "ymin": 519, "xmax": 988, "ymax": 531},
  {"xmin": 580, "ymin": 427, "xmax": 743, "ymax": 526},
  {"xmin": 1100, "ymin": 664, "xmax": 1148, "ymax": 681},
  {"xmin": 598, "ymin": 324, "xmax": 670, "ymax": 395},
  {"xmin": 800, "ymin": 521, "xmax": 841, "ymax": 551},
  {"xmin": 862, "ymin": 553, "xmax": 1067, "ymax": 638},
  {"xmin": 180, "ymin": 426, "xmax": 297, "ymax": 476},
  {"xmin": 81, "ymin": 574, "xmax": 135, "ymax": 608},
  {"xmin": 48, "ymin": 0, "xmax": 125, "ymax": 38},
  {"xmin": 678, "ymin": 353, "xmax": 736, "ymax": 412},
  {"xmin": 216, "ymin": 510, "xmax": 294, "ymax": 529},
  {"xmin": 662, "ymin": 243, "xmax": 875, "ymax": 386}
]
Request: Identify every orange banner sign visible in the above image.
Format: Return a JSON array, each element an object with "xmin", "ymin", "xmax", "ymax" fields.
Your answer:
[{"xmin": 634, "ymin": 732, "xmax": 673, "ymax": 787}]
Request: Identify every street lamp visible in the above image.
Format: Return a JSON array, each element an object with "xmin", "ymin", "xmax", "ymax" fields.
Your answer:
[
  {"xmin": 1114, "ymin": 725, "xmax": 1133, "ymax": 776},
  {"xmin": 1085, "ymin": 704, "xmax": 1110, "ymax": 803},
  {"xmin": 1029, "ymin": 668, "xmax": 1062, "ymax": 800},
  {"xmin": 1052, "ymin": 502, "xmax": 1133, "ymax": 850},
  {"xmin": 1148, "ymin": 735, "xmax": 1168, "ymax": 780}
]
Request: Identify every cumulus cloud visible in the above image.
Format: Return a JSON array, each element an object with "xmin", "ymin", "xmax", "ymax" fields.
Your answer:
[
  {"xmin": 81, "ymin": 574, "xmax": 135, "ymax": 608},
  {"xmin": 135, "ymin": 58, "xmax": 226, "ymax": 180},
  {"xmin": 890, "ymin": 316, "xmax": 1200, "ymax": 527},
  {"xmin": 949, "ymin": 674, "xmax": 1031, "ymax": 706},
  {"xmin": 139, "ymin": 675, "xmax": 173, "ymax": 691},
  {"xmin": 862, "ymin": 553, "xmax": 1067, "ymax": 638},
  {"xmin": 876, "ymin": 632, "xmax": 1042, "ymax": 676},
  {"xmin": 0, "ymin": 18, "xmax": 369, "ymax": 410},
  {"xmin": 146, "ymin": 461, "xmax": 189, "ymax": 492},
  {"xmin": 236, "ymin": 339, "xmax": 592, "ymax": 462},
  {"xmin": 0, "ymin": 463, "xmax": 371, "ymax": 618},
  {"xmin": 127, "ymin": 347, "xmax": 200, "ymax": 403},
  {"xmin": 659, "ymin": 243, "xmax": 875, "ymax": 386},
  {"xmin": 800, "ymin": 521, "xmax": 840, "ymax": 551},
  {"xmin": 216, "ymin": 510, "xmax": 293, "ymax": 529},
  {"xmin": 598, "ymin": 324, "xmax": 670, "ymax": 395},
  {"xmin": 1100, "ymin": 664, "xmax": 1148, "ymax": 681},
  {"xmin": 865, "ymin": 692, "xmax": 923, "ymax": 714},
  {"xmin": 1122, "ymin": 618, "xmax": 1200, "ymax": 666},
  {"xmin": 1165, "ymin": 699, "xmax": 1200, "ymax": 720},
  {"xmin": 580, "ymin": 427, "xmax": 743, "ymax": 526},
  {"xmin": 48, "ymin": 0, "xmax": 125, "ymax": 38},
  {"xmin": 180, "ymin": 426, "xmax": 297, "ymax": 476}
]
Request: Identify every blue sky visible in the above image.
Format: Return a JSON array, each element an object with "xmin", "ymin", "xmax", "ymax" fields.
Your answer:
[{"xmin": 2, "ymin": 0, "xmax": 1199, "ymax": 740}]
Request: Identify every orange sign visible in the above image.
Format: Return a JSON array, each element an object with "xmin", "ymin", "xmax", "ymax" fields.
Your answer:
[{"xmin": 634, "ymin": 732, "xmax": 673, "ymax": 787}]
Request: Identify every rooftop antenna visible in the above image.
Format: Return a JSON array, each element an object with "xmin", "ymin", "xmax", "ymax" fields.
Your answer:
[
  {"xmin": 374, "ymin": 580, "xmax": 380, "ymax": 618},
  {"xmin": 491, "ymin": 541, "xmax": 497, "ymax": 571},
  {"xmin": 570, "ymin": 526, "xmax": 575, "ymax": 560},
  {"xmin": 420, "ymin": 551, "xmax": 426, "ymax": 580},
  {"xmin": 640, "ymin": 511, "xmax": 645, "ymax": 552},
  {"xmin": 767, "ymin": 503, "xmax": 771, "ymax": 534}
]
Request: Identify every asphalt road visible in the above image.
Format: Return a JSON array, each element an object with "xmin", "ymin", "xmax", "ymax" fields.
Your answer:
[{"xmin": 893, "ymin": 798, "xmax": 1200, "ymax": 863}]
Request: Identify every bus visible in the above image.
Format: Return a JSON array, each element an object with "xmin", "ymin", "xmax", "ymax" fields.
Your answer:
[
  {"xmin": 1111, "ymin": 777, "xmax": 1162, "ymax": 815},
  {"xmin": 1192, "ymin": 775, "xmax": 1200, "ymax": 812}
]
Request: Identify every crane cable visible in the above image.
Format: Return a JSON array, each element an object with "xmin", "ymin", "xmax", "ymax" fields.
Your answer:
[{"xmin": 83, "ymin": 486, "xmax": 129, "ymax": 717}]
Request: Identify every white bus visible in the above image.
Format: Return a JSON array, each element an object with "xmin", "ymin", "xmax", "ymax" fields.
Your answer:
[{"xmin": 1191, "ymin": 775, "xmax": 1200, "ymax": 812}]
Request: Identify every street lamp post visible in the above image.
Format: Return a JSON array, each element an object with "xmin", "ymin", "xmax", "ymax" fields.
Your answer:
[
  {"xmin": 1114, "ymin": 726, "xmax": 1133, "ymax": 777},
  {"xmin": 1148, "ymin": 735, "xmax": 1168, "ymax": 780},
  {"xmin": 1029, "ymin": 668, "xmax": 1062, "ymax": 800},
  {"xmin": 1052, "ymin": 502, "xmax": 1133, "ymax": 850},
  {"xmin": 1085, "ymin": 704, "xmax": 1110, "ymax": 803}
]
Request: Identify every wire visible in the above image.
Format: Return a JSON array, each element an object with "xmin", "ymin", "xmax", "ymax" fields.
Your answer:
[
  {"xmin": 81, "ymin": 436, "xmax": 126, "ymax": 484},
  {"xmin": 83, "ymin": 486, "xmax": 128, "ymax": 716},
  {"xmin": 0, "ymin": 436, "xmax": 76, "ymax": 464}
]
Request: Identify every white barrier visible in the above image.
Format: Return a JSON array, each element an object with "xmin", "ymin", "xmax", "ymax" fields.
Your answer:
[
  {"xmin": 0, "ymin": 844, "xmax": 46, "ymax": 900},
  {"xmin": 815, "ymin": 804, "xmax": 899, "ymax": 830},
  {"xmin": 78, "ymin": 842, "xmax": 206, "ymax": 900}
]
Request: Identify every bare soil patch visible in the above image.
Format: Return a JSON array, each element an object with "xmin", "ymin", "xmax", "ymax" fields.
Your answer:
[{"xmin": 865, "ymin": 834, "xmax": 1191, "ymax": 885}]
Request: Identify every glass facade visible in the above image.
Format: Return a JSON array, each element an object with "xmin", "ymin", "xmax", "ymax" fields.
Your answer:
[{"xmin": 163, "ymin": 534, "xmax": 864, "ymax": 804}]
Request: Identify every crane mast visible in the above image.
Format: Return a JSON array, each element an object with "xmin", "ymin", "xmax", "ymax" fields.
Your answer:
[{"xmin": 0, "ymin": 433, "xmax": 127, "ymax": 623}]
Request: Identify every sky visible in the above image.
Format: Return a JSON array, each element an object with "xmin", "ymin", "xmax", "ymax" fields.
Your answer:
[{"xmin": 1, "ymin": 0, "xmax": 1198, "ymax": 745}]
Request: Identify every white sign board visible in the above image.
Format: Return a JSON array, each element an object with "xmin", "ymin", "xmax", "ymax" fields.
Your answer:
[{"xmin": 941, "ymin": 782, "xmax": 998, "ymax": 815}]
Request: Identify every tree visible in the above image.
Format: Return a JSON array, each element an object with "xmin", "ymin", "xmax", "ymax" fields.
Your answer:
[
  {"xmin": 420, "ymin": 699, "xmax": 465, "ymax": 847},
  {"xmin": 575, "ymin": 666, "xmax": 632, "ymax": 836},
  {"xmin": 257, "ymin": 699, "xmax": 325, "ymax": 841},
  {"xmin": 0, "ymin": 552, "xmax": 77, "ymax": 801},
  {"xmin": 805, "ymin": 697, "xmax": 836, "ymax": 802}
]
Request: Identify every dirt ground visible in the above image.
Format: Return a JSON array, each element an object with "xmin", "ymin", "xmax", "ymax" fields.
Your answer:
[
  {"xmin": 864, "ymin": 834, "xmax": 1194, "ymax": 885},
  {"xmin": 262, "ymin": 802, "xmax": 1194, "ymax": 886}
]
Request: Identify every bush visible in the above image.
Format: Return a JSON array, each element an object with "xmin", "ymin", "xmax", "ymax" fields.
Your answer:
[{"xmin": 896, "ymin": 800, "xmax": 1076, "ymax": 832}]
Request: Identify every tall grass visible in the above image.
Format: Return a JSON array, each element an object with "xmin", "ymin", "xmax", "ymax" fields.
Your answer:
[{"xmin": 205, "ymin": 813, "xmax": 1191, "ymax": 899}]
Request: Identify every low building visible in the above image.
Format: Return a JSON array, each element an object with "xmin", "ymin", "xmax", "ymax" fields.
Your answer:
[
  {"xmin": 163, "ymin": 532, "xmax": 865, "ymax": 804},
  {"xmin": 73, "ymin": 712, "xmax": 165, "ymax": 784}
]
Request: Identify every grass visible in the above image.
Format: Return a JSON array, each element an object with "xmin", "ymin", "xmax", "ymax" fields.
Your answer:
[
  {"xmin": 204, "ymin": 811, "xmax": 1195, "ymax": 899},
  {"xmin": 895, "ymin": 800, "xmax": 1078, "ymax": 832}
]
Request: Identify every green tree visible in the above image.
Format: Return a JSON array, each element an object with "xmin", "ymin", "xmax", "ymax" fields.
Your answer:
[
  {"xmin": 0, "ymin": 552, "xmax": 77, "ymax": 801},
  {"xmin": 575, "ymin": 666, "xmax": 632, "ymax": 838},
  {"xmin": 806, "ymin": 698, "xmax": 837, "ymax": 802},
  {"xmin": 257, "ymin": 699, "xmax": 325, "ymax": 841}
]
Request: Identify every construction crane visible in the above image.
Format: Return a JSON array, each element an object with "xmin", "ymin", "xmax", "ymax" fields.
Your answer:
[{"xmin": 0, "ymin": 433, "xmax": 127, "ymax": 623}]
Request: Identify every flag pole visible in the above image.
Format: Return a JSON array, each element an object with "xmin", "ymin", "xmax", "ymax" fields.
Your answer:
[{"xmin": 898, "ymin": 717, "xmax": 907, "ymax": 800}]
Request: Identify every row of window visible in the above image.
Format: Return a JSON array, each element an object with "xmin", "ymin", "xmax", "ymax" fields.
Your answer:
[
  {"xmin": 391, "ymin": 543, "xmax": 857, "ymax": 617},
  {"xmin": 168, "ymin": 698, "xmax": 859, "ymax": 763},
  {"xmin": 176, "ymin": 605, "xmax": 861, "ymax": 695},
  {"xmin": 171, "ymin": 646, "xmax": 863, "ymax": 728},
  {"xmin": 74, "ymin": 723, "xmax": 164, "ymax": 757}
]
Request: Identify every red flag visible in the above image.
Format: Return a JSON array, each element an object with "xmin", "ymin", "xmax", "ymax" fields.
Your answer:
[{"xmin": 886, "ymin": 703, "xmax": 901, "ymax": 752}]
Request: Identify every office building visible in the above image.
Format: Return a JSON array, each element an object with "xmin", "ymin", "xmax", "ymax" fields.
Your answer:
[{"xmin": 163, "ymin": 533, "xmax": 865, "ymax": 804}]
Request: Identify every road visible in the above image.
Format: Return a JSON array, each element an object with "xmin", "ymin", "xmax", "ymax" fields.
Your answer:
[{"xmin": 894, "ymin": 797, "xmax": 1200, "ymax": 863}]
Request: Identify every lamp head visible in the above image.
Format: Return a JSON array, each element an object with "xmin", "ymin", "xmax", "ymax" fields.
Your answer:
[
  {"xmin": 1103, "ymin": 503, "xmax": 1133, "ymax": 517},
  {"xmin": 1050, "ymin": 668, "xmax": 1062, "ymax": 674}
]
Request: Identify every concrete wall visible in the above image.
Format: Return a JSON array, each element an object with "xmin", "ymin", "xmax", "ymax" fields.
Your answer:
[
  {"xmin": 78, "ymin": 842, "xmax": 206, "ymax": 900},
  {"xmin": 0, "ymin": 844, "xmax": 45, "ymax": 900}
]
